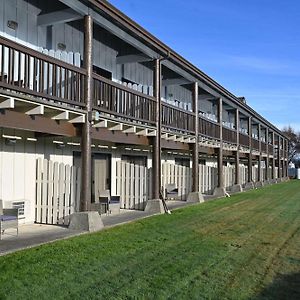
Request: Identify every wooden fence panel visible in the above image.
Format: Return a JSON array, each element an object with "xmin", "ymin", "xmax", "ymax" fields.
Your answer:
[
  {"xmin": 35, "ymin": 159, "xmax": 81, "ymax": 225},
  {"xmin": 116, "ymin": 161, "xmax": 148, "ymax": 210}
]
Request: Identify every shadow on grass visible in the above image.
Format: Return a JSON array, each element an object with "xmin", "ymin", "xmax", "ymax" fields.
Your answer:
[{"xmin": 253, "ymin": 272, "xmax": 300, "ymax": 300}]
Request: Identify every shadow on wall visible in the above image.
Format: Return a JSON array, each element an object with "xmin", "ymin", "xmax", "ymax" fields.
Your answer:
[{"xmin": 253, "ymin": 272, "xmax": 300, "ymax": 300}]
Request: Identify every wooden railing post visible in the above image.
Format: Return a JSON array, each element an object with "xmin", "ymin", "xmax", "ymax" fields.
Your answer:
[
  {"xmin": 192, "ymin": 82, "xmax": 199, "ymax": 192},
  {"xmin": 80, "ymin": 15, "xmax": 93, "ymax": 212}
]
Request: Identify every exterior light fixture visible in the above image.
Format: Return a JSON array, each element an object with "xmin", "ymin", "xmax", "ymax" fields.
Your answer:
[{"xmin": 7, "ymin": 20, "xmax": 18, "ymax": 30}]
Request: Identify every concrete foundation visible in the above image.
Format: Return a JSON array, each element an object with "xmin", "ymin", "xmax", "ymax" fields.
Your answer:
[
  {"xmin": 230, "ymin": 184, "xmax": 243, "ymax": 193},
  {"xmin": 187, "ymin": 192, "xmax": 204, "ymax": 203},
  {"xmin": 269, "ymin": 179, "xmax": 277, "ymax": 184},
  {"xmin": 213, "ymin": 187, "xmax": 227, "ymax": 197},
  {"xmin": 144, "ymin": 199, "xmax": 165, "ymax": 214},
  {"xmin": 68, "ymin": 212, "xmax": 104, "ymax": 232},
  {"xmin": 244, "ymin": 182, "xmax": 255, "ymax": 190},
  {"xmin": 255, "ymin": 181, "xmax": 264, "ymax": 188}
]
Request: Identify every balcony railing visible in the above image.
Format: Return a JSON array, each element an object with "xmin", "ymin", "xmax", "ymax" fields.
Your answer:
[
  {"xmin": 261, "ymin": 142, "xmax": 267, "ymax": 153},
  {"xmin": 93, "ymin": 74, "xmax": 156, "ymax": 126},
  {"xmin": 0, "ymin": 36, "xmax": 85, "ymax": 108},
  {"xmin": 239, "ymin": 133, "xmax": 250, "ymax": 147},
  {"xmin": 268, "ymin": 144, "xmax": 273, "ymax": 154},
  {"xmin": 162, "ymin": 103, "xmax": 195, "ymax": 133},
  {"xmin": 223, "ymin": 127, "xmax": 237, "ymax": 144},
  {"xmin": 199, "ymin": 116, "xmax": 220, "ymax": 140},
  {"xmin": 252, "ymin": 138, "xmax": 259, "ymax": 150}
]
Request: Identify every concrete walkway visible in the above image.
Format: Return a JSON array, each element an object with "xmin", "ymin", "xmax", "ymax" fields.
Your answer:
[{"xmin": 0, "ymin": 198, "xmax": 209, "ymax": 256}]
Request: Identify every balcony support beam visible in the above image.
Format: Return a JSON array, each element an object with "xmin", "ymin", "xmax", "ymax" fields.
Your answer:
[
  {"xmin": 272, "ymin": 132, "xmax": 276, "ymax": 179},
  {"xmin": 80, "ymin": 15, "xmax": 93, "ymax": 212},
  {"xmin": 277, "ymin": 135, "xmax": 281, "ymax": 179},
  {"xmin": 218, "ymin": 98, "xmax": 224, "ymax": 189},
  {"xmin": 235, "ymin": 109, "xmax": 240, "ymax": 185},
  {"xmin": 265, "ymin": 128, "xmax": 269, "ymax": 181},
  {"xmin": 248, "ymin": 117, "xmax": 253, "ymax": 183},
  {"xmin": 192, "ymin": 82, "xmax": 199, "ymax": 192},
  {"xmin": 151, "ymin": 58, "xmax": 162, "ymax": 200},
  {"xmin": 258, "ymin": 124, "xmax": 262, "ymax": 182}
]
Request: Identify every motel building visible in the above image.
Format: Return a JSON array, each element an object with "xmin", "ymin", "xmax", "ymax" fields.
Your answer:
[{"xmin": 0, "ymin": 0, "xmax": 289, "ymax": 226}]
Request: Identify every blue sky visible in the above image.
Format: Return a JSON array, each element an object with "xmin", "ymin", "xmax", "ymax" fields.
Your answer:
[{"xmin": 109, "ymin": 0, "xmax": 300, "ymax": 131}]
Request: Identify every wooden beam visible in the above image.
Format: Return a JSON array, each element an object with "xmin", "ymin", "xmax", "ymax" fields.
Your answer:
[
  {"xmin": 162, "ymin": 78, "xmax": 190, "ymax": 86},
  {"xmin": 52, "ymin": 111, "xmax": 69, "ymax": 120},
  {"xmin": 116, "ymin": 54, "xmax": 151, "ymax": 64},
  {"xmin": 69, "ymin": 115, "xmax": 85, "ymax": 123},
  {"xmin": 0, "ymin": 97, "xmax": 14, "ymax": 109},
  {"xmin": 92, "ymin": 127, "xmax": 149, "ymax": 146},
  {"xmin": 25, "ymin": 105, "xmax": 44, "ymax": 116},
  {"xmin": 0, "ymin": 110, "xmax": 76, "ymax": 136},
  {"xmin": 37, "ymin": 8, "xmax": 82, "ymax": 26}
]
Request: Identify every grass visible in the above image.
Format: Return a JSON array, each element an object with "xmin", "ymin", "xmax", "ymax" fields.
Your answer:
[{"xmin": 0, "ymin": 181, "xmax": 300, "ymax": 300}]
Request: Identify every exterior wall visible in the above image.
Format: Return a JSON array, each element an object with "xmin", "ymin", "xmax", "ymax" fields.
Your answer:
[
  {"xmin": 0, "ymin": 0, "xmax": 46, "ymax": 49},
  {"xmin": 0, "ymin": 129, "xmax": 74, "ymax": 224},
  {"xmin": 162, "ymin": 85, "xmax": 192, "ymax": 111}
]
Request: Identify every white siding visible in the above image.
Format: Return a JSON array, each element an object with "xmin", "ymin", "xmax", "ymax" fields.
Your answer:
[{"xmin": 0, "ymin": 129, "xmax": 74, "ymax": 223}]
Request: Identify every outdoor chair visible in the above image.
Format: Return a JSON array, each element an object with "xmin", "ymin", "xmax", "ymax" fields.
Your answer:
[
  {"xmin": 164, "ymin": 184, "xmax": 179, "ymax": 200},
  {"xmin": 99, "ymin": 190, "xmax": 111, "ymax": 216},
  {"xmin": 0, "ymin": 200, "xmax": 19, "ymax": 240}
]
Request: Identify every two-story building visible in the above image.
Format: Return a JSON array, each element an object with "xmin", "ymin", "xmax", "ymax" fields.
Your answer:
[{"xmin": 0, "ymin": 0, "xmax": 289, "ymax": 225}]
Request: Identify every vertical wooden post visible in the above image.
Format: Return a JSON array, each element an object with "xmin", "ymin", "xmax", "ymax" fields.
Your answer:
[
  {"xmin": 266, "ymin": 128, "xmax": 269, "ymax": 181},
  {"xmin": 235, "ymin": 108, "xmax": 240, "ymax": 185},
  {"xmin": 258, "ymin": 124, "xmax": 262, "ymax": 182},
  {"xmin": 284, "ymin": 138, "xmax": 288, "ymax": 178},
  {"xmin": 80, "ymin": 15, "xmax": 93, "ymax": 212},
  {"xmin": 277, "ymin": 135, "xmax": 281, "ymax": 178},
  {"xmin": 152, "ymin": 58, "xmax": 161, "ymax": 199},
  {"xmin": 272, "ymin": 131, "xmax": 276, "ymax": 179},
  {"xmin": 248, "ymin": 117, "xmax": 252, "ymax": 183},
  {"xmin": 217, "ymin": 98, "xmax": 224, "ymax": 189},
  {"xmin": 192, "ymin": 82, "xmax": 199, "ymax": 192}
]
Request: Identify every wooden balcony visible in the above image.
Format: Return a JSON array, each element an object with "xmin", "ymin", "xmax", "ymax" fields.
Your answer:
[
  {"xmin": 0, "ymin": 36, "xmax": 85, "ymax": 110},
  {"xmin": 161, "ymin": 103, "xmax": 195, "ymax": 133},
  {"xmin": 268, "ymin": 144, "xmax": 274, "ymax": 154},
  {"xmin": 239, "ymin": 133, "xmax": 250, "ymax": 147},
  {"xmin": 261, "ymin": 141, "xmax": 267, "ymax": 153},
  {"xmin": 199, "ymin": 116, "xmax": 220, "ymax": 140},
  {"xmin": 93, "ymin": 74, "xmax": 156, "ymax": 126},
  {"xmin": 223, "ymin": 126, "xmax": 237, "ymax": 144},
  {"xmin": 252, "ymin": 138, "xmax": 259, "ymax": 151}
]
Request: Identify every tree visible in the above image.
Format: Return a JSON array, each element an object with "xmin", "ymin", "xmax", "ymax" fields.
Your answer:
[{"xmin": 282, "ymin": 126, "xmax": 300, "ymax": 165}]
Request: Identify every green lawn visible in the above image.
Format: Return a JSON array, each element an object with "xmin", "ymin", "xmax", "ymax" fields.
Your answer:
[{"xmin": 1, "ymin": 181, "xmax": 300, "ymax": 300}]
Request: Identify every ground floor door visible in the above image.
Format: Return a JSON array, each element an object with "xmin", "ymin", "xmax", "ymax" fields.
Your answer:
[{"xmin": 93, "ymin": 154, "xmax": 111, "ymax": 203}]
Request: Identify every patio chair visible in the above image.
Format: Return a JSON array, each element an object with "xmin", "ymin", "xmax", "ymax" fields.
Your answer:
[
  {"xmin": 99, "ymin": 190, "xmax": 110, "ymax": 216},
  {"xmin": 164, "ymin": 184, "xmax": 179, "ymax": 200},
  {"xmin": 0, "ymin": 200, "xmax": 19, "ymax": 240}
]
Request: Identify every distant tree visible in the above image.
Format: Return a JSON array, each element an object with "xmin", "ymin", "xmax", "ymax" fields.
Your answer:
[{"xmin": 282, "ymin": 126, "xmax": 300, "ymax": 164}]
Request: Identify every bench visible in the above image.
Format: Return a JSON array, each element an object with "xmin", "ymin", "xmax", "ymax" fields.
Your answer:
[{"xmin": 0, "ymin": 200, "xmax": 19, "ymax": 240}]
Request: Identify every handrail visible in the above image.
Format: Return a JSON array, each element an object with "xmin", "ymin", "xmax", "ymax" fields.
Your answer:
[
  {"xmin": 93, "ymin": 74, "xmax": 156, "ymax": 125},
  {"xmin": 0, "ymin": 36, "xmax": 85, "ymax": 108},
  {"xmin": 162, "ymin": 102, "xmax": 195, "ymax": 133},
  {"xmin": 0, "ymin": 36, "xmax": 85, "ymax": 75},
  {"xmin": 92, "ymin": 73, "xmax": 156, "ymax": 102}
]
